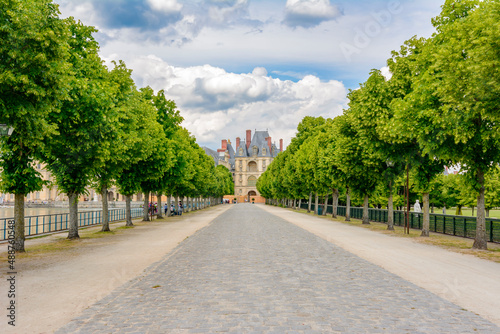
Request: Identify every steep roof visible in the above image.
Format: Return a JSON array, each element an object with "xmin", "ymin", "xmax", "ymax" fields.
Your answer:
[
  {"xmin": 227, "ymin": 143, "xmax": 236, "ymax": 168},
  {"xmin": 235, "ymin": 141, "xmax": 248, "ymax": 157},
  {"xmin": 202, "ymin": 146, "xmax": 224, "ymax": 166}
]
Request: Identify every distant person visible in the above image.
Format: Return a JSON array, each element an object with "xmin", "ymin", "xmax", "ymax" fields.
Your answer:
[
  {"xmin": 178, "ymin": 201, "xmax": 183, "ymax": 216},
  {"xmin": 164, "ymin": 203, "xmax": 168, "ymax": 215}
]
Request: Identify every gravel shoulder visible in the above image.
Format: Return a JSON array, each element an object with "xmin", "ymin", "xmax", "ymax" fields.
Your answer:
[
  {"xmin": 260, "ymin": 204, "xmax": 500, "ymax": 327},
  {"xmin": 0, "ymin": 205, "xmax": 231, "ymax": 334}
]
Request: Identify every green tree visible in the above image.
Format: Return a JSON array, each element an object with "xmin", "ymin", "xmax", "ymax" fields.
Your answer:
[
  {"xmin": 397, "ymin": 0, "xmax": 500, "ymax": 249},
  {"xmin": 0, "ymin": 0, "xmax": 71, "ymax": 252},
  {"xmin": 145, "ymin": 88, "xmax": 183, "ymax": 218},
  {"xmin": 115, "ymin": 88, "xmax": 163, "ymax": 226},
  {"xmin": 93, "ymin": 61, "xmax": 139, "ymax": 231},
  {"xmin": 337, "ymin": 89, "xmax": 384, "ymax": 224},
  {"xmin": 41, "ymin": 19, "xmax": 115, "ymax": 239}
]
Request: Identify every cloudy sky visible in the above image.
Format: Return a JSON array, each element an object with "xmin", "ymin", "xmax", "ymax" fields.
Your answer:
[{"xmin": 54, "ymin": 0, "xmax": 443, "ymax": 150}]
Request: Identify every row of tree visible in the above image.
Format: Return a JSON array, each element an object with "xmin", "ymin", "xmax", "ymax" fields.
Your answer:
[
  {"xmin": 257, "ymin": 0, "xmax": 500, "ymax": 250},
  {"xmin": 0, "ymin": 0, "xmax": 233, "ymax": 252}
]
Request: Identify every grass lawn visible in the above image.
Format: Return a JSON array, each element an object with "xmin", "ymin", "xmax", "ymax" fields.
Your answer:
[
  {"xmin": 455, "ymin": 208, "xmax": 500, "ymax": 219},
  {"xmin": 293, "ymin": 208, "xmax": 500, "ymax": 264}
]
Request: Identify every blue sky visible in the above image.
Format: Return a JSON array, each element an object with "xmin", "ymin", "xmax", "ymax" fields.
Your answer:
[{"xmin": 55, "ymin": 0, "xmax": 444, "ymax": 149}]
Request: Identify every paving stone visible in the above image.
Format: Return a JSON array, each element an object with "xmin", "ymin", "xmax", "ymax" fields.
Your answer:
[{"xmin": 56, "ymin": 205, "xmax": 500, "ymax": 333}]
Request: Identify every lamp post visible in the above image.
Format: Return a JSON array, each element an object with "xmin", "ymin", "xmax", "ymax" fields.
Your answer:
[
  {"xmin": 0, "ymin": 124, "xmax": 14, "ymax": 204},
  {"xmin": 386, "ymin": 159, "xmax": 395, "ymax": 230}
]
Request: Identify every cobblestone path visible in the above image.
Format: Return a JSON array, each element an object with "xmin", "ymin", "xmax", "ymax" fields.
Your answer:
[{"xmin": 57, "ymin": 205, "xmax": 499, "ymax": 333}]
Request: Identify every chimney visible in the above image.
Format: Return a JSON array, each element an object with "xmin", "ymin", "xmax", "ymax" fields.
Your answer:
[
  {"xmin": 267, "ymin": 137, "xmax": 272, "ymax": 153},
  {"xmin": 280, "ymin": 139, "xmax": 283, "ymax": 152},
  {"xmin": 236, "ymin": 137, "xmax": 240, "ymax": 148},
  {"xmin": 246, "ymin": 130, "xmax": 251, "ymax": 149},
  {"xmin": 221, "ymin": 139, "xmax": 227, "ymax": 151}
]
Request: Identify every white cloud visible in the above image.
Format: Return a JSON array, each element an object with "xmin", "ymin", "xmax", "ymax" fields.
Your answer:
[
  {"xmin": 207, "ymin": 0, "xmax": 249, "ymax": 26},
  {"xmin": 380, "ymin": 66, "xmax": 392, "ymax": 80},
  {"xmin": 284, "ymin": 0, "xmax": 341, "ymax": 28},
  {"xmin": 128, "ymin": 55, "xmax": 348, "ymax": 148},
  {"xmin": 147, "ymin": 0, "xmax": 182, "ymax": 13}
]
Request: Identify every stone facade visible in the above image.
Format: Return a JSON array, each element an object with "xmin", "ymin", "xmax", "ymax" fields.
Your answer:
[
  {"xmin": 218, "ymin": 129, "xmax": 283, "ymax": 203},
  {"xmin": 0, "ymin": 162, "xmax": 146, "ymax": 206}
]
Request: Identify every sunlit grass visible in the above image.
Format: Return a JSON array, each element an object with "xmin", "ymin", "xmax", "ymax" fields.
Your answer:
[{"xmin": 289, "ymin": 207, "xmax": 500, "ymax": 263}]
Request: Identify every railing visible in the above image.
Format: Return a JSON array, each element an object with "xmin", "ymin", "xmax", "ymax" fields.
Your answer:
[
  {"xmin": 0, "ymin": 207, "xmax": 144, "ymax": 241},
  {"xmin": 298, "ymin": 202, "xmax": 500, "ymax": 243}
]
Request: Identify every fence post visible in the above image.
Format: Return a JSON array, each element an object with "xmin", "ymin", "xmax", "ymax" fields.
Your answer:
[
  {"xmin": 463, "ymin": 218, "xmax": 467, "ymax": 238},
  {"xmin": 453, "ymin": 216, "xmax": 456, "ymax": 236},
  {"xmin": 490, "ymin": 220, "xmax": 494, "ymax": 242}
]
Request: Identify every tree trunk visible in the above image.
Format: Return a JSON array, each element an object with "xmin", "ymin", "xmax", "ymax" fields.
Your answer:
[
  {"xmin": 143, "ymin": 192, "xmax": 149, "ymax": 221},
  {"xmin": 125, "ymin": 195, "xmax": 133, "ymax": 226},
  {"xmin": 421, "ymin": 192, "xmax": 430, "ymax": 237},
  {"xmin": 473, "ymin": 170, "xmax": 487, "ymax": 250},
  {"xmin": 345, "ymin": 188, "xmax": 351, "ymax": 222},
  {"xmin": 314, "ymin": 192, "xmax": 319, "ymax": 215},
  {"xmin": 362, "ymin": 194, "xmax": 370, "ymax": 224},
  {"xmin": 331, "ymin": 189, "xmax": 338, "ymax": 218},
  {"xmin": 471, "ymin": 206, "xmax": 474, "ymax": 216},
  {"xmin": 431, "ymin": 203, "xmax": 434, "ymax": 214},
  {"xmin": 322, "ymin": 194, "xmax": 328, "ymax": 216},
  {"xmin": 387, "ymin": 183, "xmax": 394, "ymax": 230},
  {"xmin": 307, "ymin": 192, "xmax": 312, "ymax": 213},
  {"xmin": 486, "ymin": 209, "xmax": 490, "ymax": 218},
  {"xmin": 297, "ymin": 198, "xmax": 301, "ymax": 210},
  {"xmin": 67, "ymin": 192, "xmax": 79, "ymax": 239},
  {"xmin": 101, "ymin": 185, "xmax": 110, "ymax": 232},
  {"xmin": 13, "ymin": 193, "xmax": 25, "ymax": 252},
  {"xmin": 157, "ymin": 193, "xmax": 163, "ymax": 219},
  {"xmin": 442, "ymin": 206, "xmax": 446, "ymax": 215},
  {"xmin": 166, "ymin": 195, "xmax": 171, "ymax": 217}
]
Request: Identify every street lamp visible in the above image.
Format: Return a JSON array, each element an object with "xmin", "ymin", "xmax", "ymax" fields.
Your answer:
[
  {"xmin": 0, "ymin": 124, "xmax": 14, "ymax": 137},
  {"xmin": 0, "ymin": 124, "xmax": 14, "ymax": 204}
]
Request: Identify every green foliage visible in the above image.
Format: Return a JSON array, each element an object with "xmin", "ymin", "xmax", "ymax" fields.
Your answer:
[
  {"xmin": 0, "ymin": 0, "xmax": 71, "ymax": 195},
  {"xmin": 41, "ymin": 18, "xmax": 114, "ymax": 196}
]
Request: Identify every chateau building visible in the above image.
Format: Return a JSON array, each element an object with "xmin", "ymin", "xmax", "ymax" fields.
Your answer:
[
  {"xmin": 0, "ymin": 130, "xmax": 282, "ymax": 206},
  {"xmin": 217, "ymin": 129, "xmax": 283, "ymax": 203}
]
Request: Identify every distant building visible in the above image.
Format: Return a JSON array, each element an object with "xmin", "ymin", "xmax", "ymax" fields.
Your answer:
[
  {"xmin": 215, "ymin": 129, "xmax": 283, "ymax": 203},
  {"xmin": 202, "ymin": 146, "xmax": 231, "ymax": 170}
]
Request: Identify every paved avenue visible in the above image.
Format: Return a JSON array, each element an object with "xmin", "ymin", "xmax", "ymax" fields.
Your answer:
[{"xmin": 57, "ymin": 204, "xmax": 499, "ymax": 333}]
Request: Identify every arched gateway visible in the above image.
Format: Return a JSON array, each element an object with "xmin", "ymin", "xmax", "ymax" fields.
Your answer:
[{"xmin": 248, "ymin": 190, "xmax": 257, "ymax": 202}]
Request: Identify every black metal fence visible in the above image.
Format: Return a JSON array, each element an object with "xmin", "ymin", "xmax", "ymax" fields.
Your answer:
[
  {"xmin": 298, "ymin": 202, "xmax": 500, "ymax": 243},
  {"xmin": 0, "ymin": 207, "xmax": 144, "ymax": 241}
]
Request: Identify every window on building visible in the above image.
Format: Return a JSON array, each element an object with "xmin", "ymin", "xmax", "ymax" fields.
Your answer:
[
  {"xmin": 248, "ymin": 161, "xmax": 257, "ymax": 172},
  {"xmin": 239, "ymin": 148, "xmax": 243, "ymax": 155},
  {"xmin": 252, "ymin": 146, "xmax": 258, "ymax": 157},
  {"xmin": 36, "ymin": 192, "xmax": 40, "ymax": 199},
  {"xmin": 247, "ymin": 176, "xmax": 257, "ymax": 187},
  {"xmin": 262, "ymin": 147, "xmax": 266, "ymax": 155}
]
